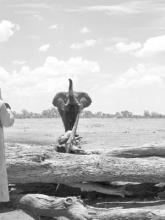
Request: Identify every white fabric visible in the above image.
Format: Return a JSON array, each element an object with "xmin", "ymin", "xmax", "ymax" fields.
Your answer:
[{"xmin": 0, "ymin": 100, "xmax": 14, "ymax": 202}]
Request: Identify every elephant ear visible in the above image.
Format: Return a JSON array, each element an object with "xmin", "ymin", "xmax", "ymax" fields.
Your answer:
[
  {"xmin": 52, "ymin": 92, "xmax": 67, "ymax": 110},
  {"xmin": 77, "ymin": 92, "xmax": 92, "ymax": 109}
]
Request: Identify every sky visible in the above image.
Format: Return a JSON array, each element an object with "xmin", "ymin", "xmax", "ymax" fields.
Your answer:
[{"xmin": 0, "ymin": 0, "xmax": 165, "ymax": 114}]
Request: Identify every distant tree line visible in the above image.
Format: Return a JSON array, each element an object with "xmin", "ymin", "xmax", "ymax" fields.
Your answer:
[{"xmin": 13, "ymin": 108, "xmax": 165, "ymax": 119}]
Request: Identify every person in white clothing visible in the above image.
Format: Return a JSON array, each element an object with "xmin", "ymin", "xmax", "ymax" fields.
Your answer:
[{"xmin": 0, "ymin": 90, "xmax": 14, "ymax": 202}]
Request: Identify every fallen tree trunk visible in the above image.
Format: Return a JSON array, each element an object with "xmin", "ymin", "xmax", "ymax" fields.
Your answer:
[
  {"xmin": 109, "ymin": 142, "xmax": 165, "ymax": 158},
  {"xmin": 4, "ymin": 143, "xmax": 165, "ymax": 219},
  {"xmin": 6, "ymin": 143, "xmax": 165, "ymax": 184},
  {"xmin": 1, "ymin": 207, "xmax": 164, "ymax": 220},
  {"xmin": 94, "ymin": 208, "xmax": 165, "ymax": 220},
  {"xmin": 10, "ymin": 194, "xmax": 165, "ymax": 220},
  {"xmin": 8, "ymin": 182, "xmax": 165, "ymax": 207}
]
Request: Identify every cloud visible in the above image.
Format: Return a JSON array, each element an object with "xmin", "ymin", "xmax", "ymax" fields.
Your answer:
[
  {"xmin": 106, "ymin": 41, "xmax": 142, "ymax": 53},
  {"xmin": 111, "ymin": 41, "xmax": 142, "ymax": 53},
  {"xmin": 49, "ymin": 24, "xmax": 58, "ymax": 30},
  {"xmin": 107, "ymin": 35, "xmax": 165, "ymax": 57},
  {"xmin": 0, "ymin": 20, "xmax": 20, "ymax": 42},
  {"xmin": 68, "ymin": 2, "xmax": 142, "ymax": 14},
  {"xmin": 14, "ymin": 10, "xmax": 40, "ymax": 15},
  {"xmin": 80, "ymin": 27, "xmax": 90, "ymax": 34},
  {"xmin": 135, "ymin": 35, "xmax": 165, "ymax": 57},
  {"xmin": 7, "ymin": 3, "xmax": 51, "ymax": 9},
  {"xmin": 98, "ymin": 63, "xmax": 165, "ymax": 113},
  {"xmin": 33, "ymin": 14, "xmax": 43, "ymax": 21},
  {"xmin": 39, "ymin": 56, "xmax": 100, "ymax": 75},
  {"xmin": 103, "ymin": 64, "xmax": 165, "ymax": 90},
  {"xmin": 0, "ymin": 67, "xmax": 10, "ymax": 82},
  {"xmin": 12, "ymin": 60, "xmax": 27, "ymax": 65},
  {"xmin": 84, "ymin": 4, "xmax": 137, "ymax": 14},
  {"xmin": 0, "ymin": 56, "xmax": 100, "ymax": 111},
  {"xmin": 26, "ymin": 35, "xmax": 40, "ymax": 40},
  {"xmin": 70, "ymin": 39, "xmax": 98, "ymax": 50},
  {"xmin": 39, "ymin": 44, "xmax": 50, "ymax": 52},
  {"xmin": 68, "ymin": 1, "xmax": 165, "ymax": 15}
]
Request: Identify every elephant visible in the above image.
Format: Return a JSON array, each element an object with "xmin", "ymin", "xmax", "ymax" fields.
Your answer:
[{"xmin": 52, "ymin": 79, "xmax": 92, "ymax": 132}]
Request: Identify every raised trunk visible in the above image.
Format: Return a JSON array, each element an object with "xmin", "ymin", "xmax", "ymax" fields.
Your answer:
[
  {"xmin": 63, "ymin": 79, "xmax": 80, "ymax": 132},
  {"xmin": 65, "ymin": 79, "xmax": 77, "ymax": 106},
  {"xmin": 68, "ymin": 79, "xmax": 75, "ymax": 104}
]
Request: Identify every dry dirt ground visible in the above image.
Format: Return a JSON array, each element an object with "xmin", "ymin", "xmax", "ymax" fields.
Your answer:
[{"xmin": 4, "ymin": 118, "xmax": 165, "ymax": 152}]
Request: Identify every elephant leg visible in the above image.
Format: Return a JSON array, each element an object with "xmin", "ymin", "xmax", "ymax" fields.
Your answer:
[{"xmin": 63, "ymin": 104, "xmax": 79, "ymax": 132}]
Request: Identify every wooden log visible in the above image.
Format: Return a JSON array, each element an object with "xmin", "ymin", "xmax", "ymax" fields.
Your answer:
[
  {"xmin": 110, "ymin": 142, "xmax": 165, "ymax": 158},
  {"xmin": 6, "ymin": 143, "xmax": 165, "ymax": 184},
  {"xmin": 1, "ymin": 207, "xmax": 164, "ymax": 220},
  {"xmin": 69, "ymin": 182, "xmax": 163, "ymax": 198},
  {"xmin": 9, "ymin": 182, "xmax": 164, "ymax": 203},
  {"xmin": 69, "ymin": 182, "xmax": 132, "ymax": 197},
  {"xmin": 19, "ymin": 194, "xmax": 92, "ymax": 220},
  {"xmin": 94, "ymin": 199, "xmax": 165, "ymax": 209},
  {"xmin": 91, "ymin": 208, "xmax": 165, "ymax": 220},
  {"xmin": 9, "ymin": 182, "xmax": 130, "ymax": 198},
  {"xmin": 15, "ymin": 194, "xmax": 165, "ymax": 220},
  {"xmin": 8, "ymin": 184, "xmax": 165, "ymax": 208}
]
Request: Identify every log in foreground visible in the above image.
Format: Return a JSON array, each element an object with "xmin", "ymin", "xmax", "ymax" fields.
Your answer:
[
  {"xmin": 1, "ymin": 207, "xmax": 164, "ymax": 220},
  {"xmin": 16, "ymin": 194, "xmax": 165, "ymax": 220},
  {"xmin": 19, "ymin": 194, "xmax": 92, "ymax": 220},
  {"xmin": 6, "ymin": 143, "xmax": 165, "ymax": 184}
]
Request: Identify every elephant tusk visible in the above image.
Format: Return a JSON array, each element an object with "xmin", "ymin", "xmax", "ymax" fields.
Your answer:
[{"xmin": 65, "ymin": 109, "xmax": 81, "ymax": 153}]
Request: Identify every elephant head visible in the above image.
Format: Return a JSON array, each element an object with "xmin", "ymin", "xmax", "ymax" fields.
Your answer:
[{"xmin": 52, "ymin": 79, "xmax": 92, "ymax": 131}]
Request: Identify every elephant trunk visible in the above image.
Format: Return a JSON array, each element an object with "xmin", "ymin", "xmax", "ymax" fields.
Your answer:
[{"xmin": 68, "ymin": 78, "xmax": 77, "ymax": 104}]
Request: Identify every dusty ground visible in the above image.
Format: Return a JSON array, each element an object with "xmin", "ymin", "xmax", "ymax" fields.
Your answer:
[
  {"xmin": 4, "ymin": 118, "xmax": 165, "ymax": 151},
  {"xmin": 0, "ymin": 210, "xmax": 34, "ymax": 220}
]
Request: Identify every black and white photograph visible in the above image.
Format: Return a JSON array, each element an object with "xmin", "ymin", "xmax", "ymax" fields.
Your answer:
[{"xmin": 1, "ymin": 0, "xmax": 165, "ymax": 219}]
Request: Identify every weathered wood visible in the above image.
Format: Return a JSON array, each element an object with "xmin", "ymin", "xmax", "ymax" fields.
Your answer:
[
  {"xmin": 70, "ymin": 182, "xmax": 164, "ymax": 198},
  {"xmin": 9, "ymin": 182, "xmax": 130, "ymax": 198},
  {"xmin": 69, "ymin": 182, "xmax": 132, "ymax": 197},
  {"xmin": 19, "ymin": 194, "xmax": 92, "ymax": 220},
  {"xmin": 110, "ymin": 142, "xmax": 165, "ymax": 158},
  {"xmin": 91, "ymin": 208, "xmax": 165, "ymax": 220},
  {"xmin": 1, "ymin": 208, "xmax": 164, "ymax": 220},
  {"xmin": 3, "ymin": 192, "xmax": 165, "ymax": 219},
  {"xmin": 4, "ymin": 143, "xmax": 165, "ymax": 219},
  {"xmin": 6, "ymin": 143, "xmax": 165, "ymax": 184},
  {"xmin": 9, "ymin": 182, "xmax": 164, "ymax": 203},
  {"xmin": 95, "ymin": 199, "xmax": 165, "ymax": 209},
  {"xmin": 16, "ymin": 194, "xmax": 165, "ymax": 220}
]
